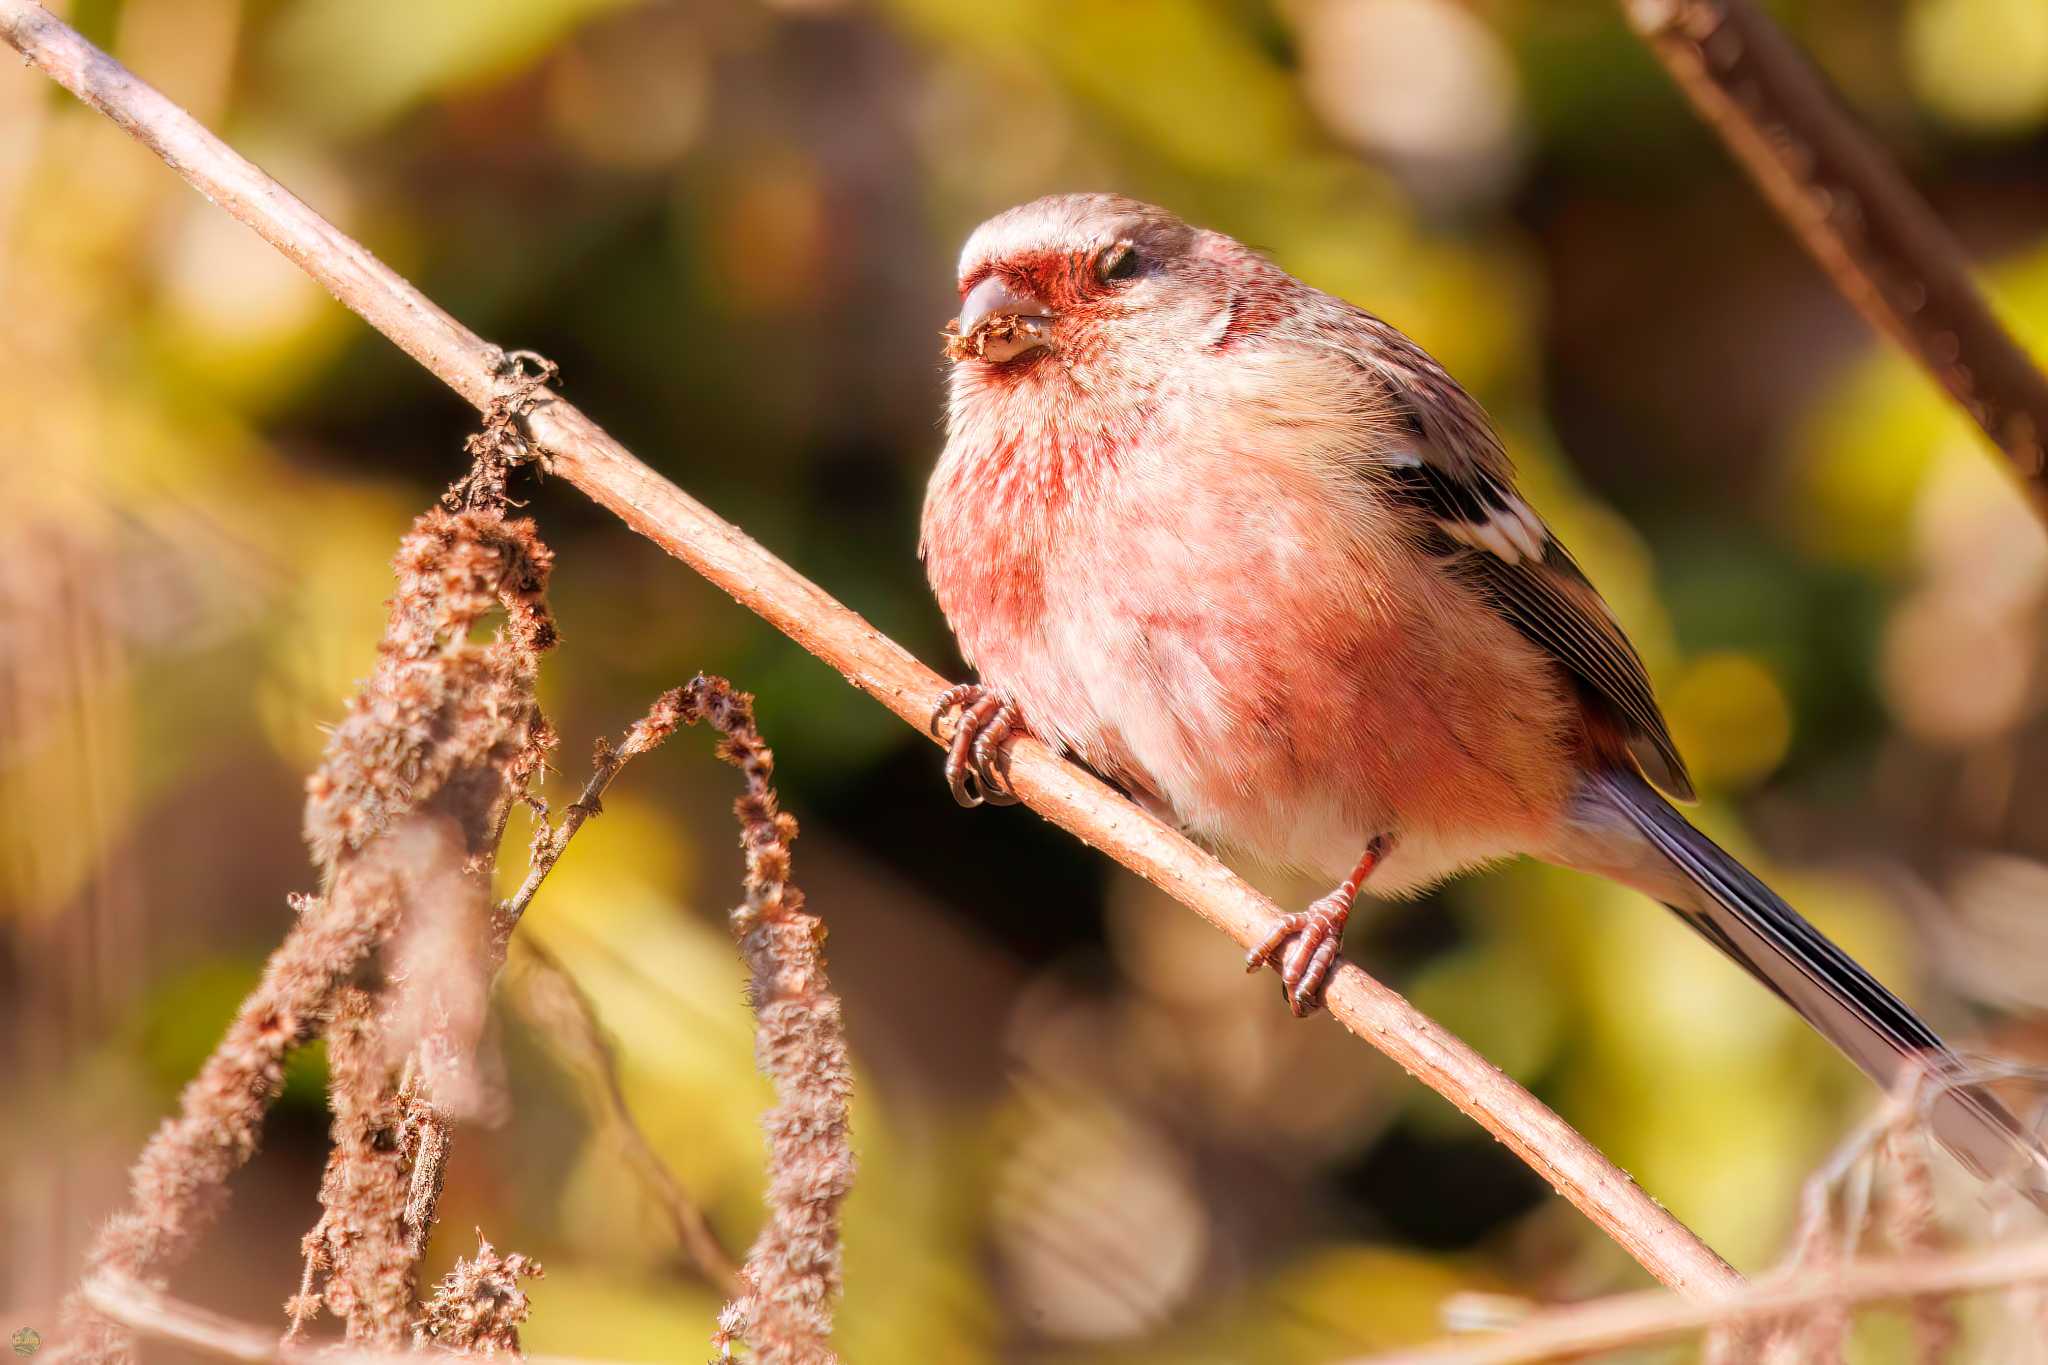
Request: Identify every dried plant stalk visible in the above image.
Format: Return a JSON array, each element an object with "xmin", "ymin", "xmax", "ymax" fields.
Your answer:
[
  {"xmin": 302, "ymin": 984, "xmax": 416, "ymax": 1348},
  {"xmin": 53, "ymin": 872, "xmax": 403, "ymax": 1364},
  {"xmin": 290, "ymin": 505, "xmax": 557, "ymax": 1343},
  {"xmin": 676, "ymin": 677, "xmax": 853, "ymax": 1365},
  {"xmin": 56, "ymin": 501, "xmax": 559, "ymax": 1363},
  {"xmin": 1779, "ymin": 1210, "xmax": 1851, "ymax": 1365},
  {"xmin": 1881, "ymin": 1126, "xmax": 1960, "ymax": 1363},
  {"xmin": 302, "ymin": 507, "xmax": 556, "ymax": 869},
  {"xmin": 496, "ymin": 684, "xmax": 694, "ymax": 945}
]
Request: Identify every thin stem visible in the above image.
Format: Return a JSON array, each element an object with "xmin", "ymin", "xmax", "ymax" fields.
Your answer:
[
  {"xmin": 496, "ymin": 689, "xmax": 688, "ymax": 943},
  {"xmin": 504, "ymin": 690, "xmax": 746, "ymax": 1291},
  {"xmin": 510, "ymin": 938, "xmax": 744, "ymax": 1295},
  {"xmin": 0, "ymin": 1, "xmax": 1740, "ymax": 1298},
  {"xmin": 1344, "ymin": 1235, "xmax": 2048, "ymax": 1365},
  {"xmin": 496, "ymin": 746, "xmax": 625, "ymax": 939}
]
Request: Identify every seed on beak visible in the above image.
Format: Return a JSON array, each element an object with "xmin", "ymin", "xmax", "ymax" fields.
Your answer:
[{"xmin": 945, "ymin": 275, "xmax": 1053, "ymax": 363}]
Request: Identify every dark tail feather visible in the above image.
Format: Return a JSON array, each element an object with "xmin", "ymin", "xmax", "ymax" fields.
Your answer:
[{"xmin": 1591, "ymin": 769, "xmax": 2048, "ymax": 1211}]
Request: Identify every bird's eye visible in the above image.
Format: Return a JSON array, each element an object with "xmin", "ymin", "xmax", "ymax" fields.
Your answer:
[{"xmin": 1094, "ymin": 241, "xmax": 1140, "ymax": 284}]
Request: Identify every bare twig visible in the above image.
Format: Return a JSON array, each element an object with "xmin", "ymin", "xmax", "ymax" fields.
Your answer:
[
  {"xmin": 1747, "ymin": 1060, "xmax": 2037, "ymax": 1363},
  {"xmin": 1622, "ymin": 0, "xmax": 2048, "ymax": 511},
  {"xmin": 1406, "ymin": 1068, "xmax": 2048, "ymax": 1365},
  {"xmin": 78, "ymin": 1272, "xmax": 625, "ymax": 1365},
  {"xmin": 677, "ymin": 676, "xmax": 851, "ymax": 1365},
  {"xmin": 0, "ymin": 2, "xmax": 1741, "ymax": 1296},
  {"xmin": 495, "ymin": 688, "xmax": 692, "ymax": 946},
  {"xmin": 1344, "ymin": 1235, "xmax": 2048, "ymax": 1365},
  {"xmin": 508, "ymin": 939, "xmax": 744, "ymax": 1294}
]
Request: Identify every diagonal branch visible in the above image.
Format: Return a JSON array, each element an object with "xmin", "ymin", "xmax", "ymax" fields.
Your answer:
[
  {"xmin": 1622, "ymin": 0, "xmax": 2048, "ymax": 515},
  {"xmin": 0, "ymin": 0, "xmax": 1740, "ymax": 1299}
]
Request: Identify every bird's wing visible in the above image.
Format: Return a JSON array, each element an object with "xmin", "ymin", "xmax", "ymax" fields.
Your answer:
[{"xmin": 1311, "ymin": 311, "xmax": 1695, "ymax": 801}]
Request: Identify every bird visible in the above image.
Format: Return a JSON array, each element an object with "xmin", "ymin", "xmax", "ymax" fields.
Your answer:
[{"xmin": 920, "ymin": 192, "xmax": 2048, "ymax": 1206}]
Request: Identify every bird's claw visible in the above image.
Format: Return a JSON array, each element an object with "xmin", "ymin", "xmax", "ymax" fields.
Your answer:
[
  {"xmin": 1245, "ymin": 896, "xmax": 1350, "ymax": 1018},
  {"xmin": 928, "ymin": 683, "xmax": 977, "ymax": 738},
  {"xmin": 932, "ymin": 683, "xmax": 1022, "ymax": 808},
  {"xmin": 1244, "ymin": 838, "xmax": 1386, "ymax": 1017}
]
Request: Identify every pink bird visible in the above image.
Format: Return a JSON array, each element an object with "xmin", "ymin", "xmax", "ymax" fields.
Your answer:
[{"xmin": 922, "ymin": 192, "xmax": 2048, "ymax": 1205}]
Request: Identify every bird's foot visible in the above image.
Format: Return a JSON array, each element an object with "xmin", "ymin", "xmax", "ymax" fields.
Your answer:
[
  {"xmin": 1245, "ymin": 897, "xmax": 1350, "ymax": 1017},
  {"xmin": 931, "ymin": 683, "xmax": 1022, "ymax": 808},
  {"xmin": 1244, "ymin": 836, "xmax": 1390, "ymax": 1017}
]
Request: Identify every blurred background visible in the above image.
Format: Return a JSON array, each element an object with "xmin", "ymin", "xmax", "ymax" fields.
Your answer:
[{"xmin": 4, "ymin": 0, "xmax": 2048, "ymax": 1359}]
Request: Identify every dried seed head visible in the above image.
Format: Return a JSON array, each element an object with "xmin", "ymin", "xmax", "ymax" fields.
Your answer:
[{"xmin": 303, "ymin": 507, "xmax": 558, "ymax": 870}]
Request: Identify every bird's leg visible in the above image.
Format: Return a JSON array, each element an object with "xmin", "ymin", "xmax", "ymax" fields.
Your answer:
[
  {"xmin": 931, "ymin": 683, "xmax": 1022, "ymax": 808},
  {"xmin": 1245, "ymin": 835, "xmax": 1391, "ymax": 1017}
]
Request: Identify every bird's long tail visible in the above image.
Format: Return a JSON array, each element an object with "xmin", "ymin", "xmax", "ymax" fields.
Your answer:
[{"xmin": 1573, "ymin": 768, "xmax": 2048, "ymax": 1210}]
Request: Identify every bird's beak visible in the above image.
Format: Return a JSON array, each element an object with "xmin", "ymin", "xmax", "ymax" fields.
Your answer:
[{"xmin": 953, "ymin": 276, "xmax": 1053, "ymax": 363}]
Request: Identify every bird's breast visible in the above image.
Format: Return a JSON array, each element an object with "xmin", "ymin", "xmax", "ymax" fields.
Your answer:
[{"xmin": 925, "ymin": 401, "xmax": 1580, "ymax": 888}]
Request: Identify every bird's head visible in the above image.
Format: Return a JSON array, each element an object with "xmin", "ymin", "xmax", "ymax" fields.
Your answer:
[{"xmin": 943, "ymin": 195, "xmax": 1251, "ymax": 407}]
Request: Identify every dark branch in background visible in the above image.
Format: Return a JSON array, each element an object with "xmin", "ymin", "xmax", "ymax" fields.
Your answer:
[
  {"xmin": 0, "ymin": 1, "xmax": 1746, "ymax": 1298},
  {"xmin": 675, "ymin": 677, "xmax": 853, "ymax": 1365},
  {"xmin": 1622, "ymin": 0, "xmax": 2048, "ymax": 513}
]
